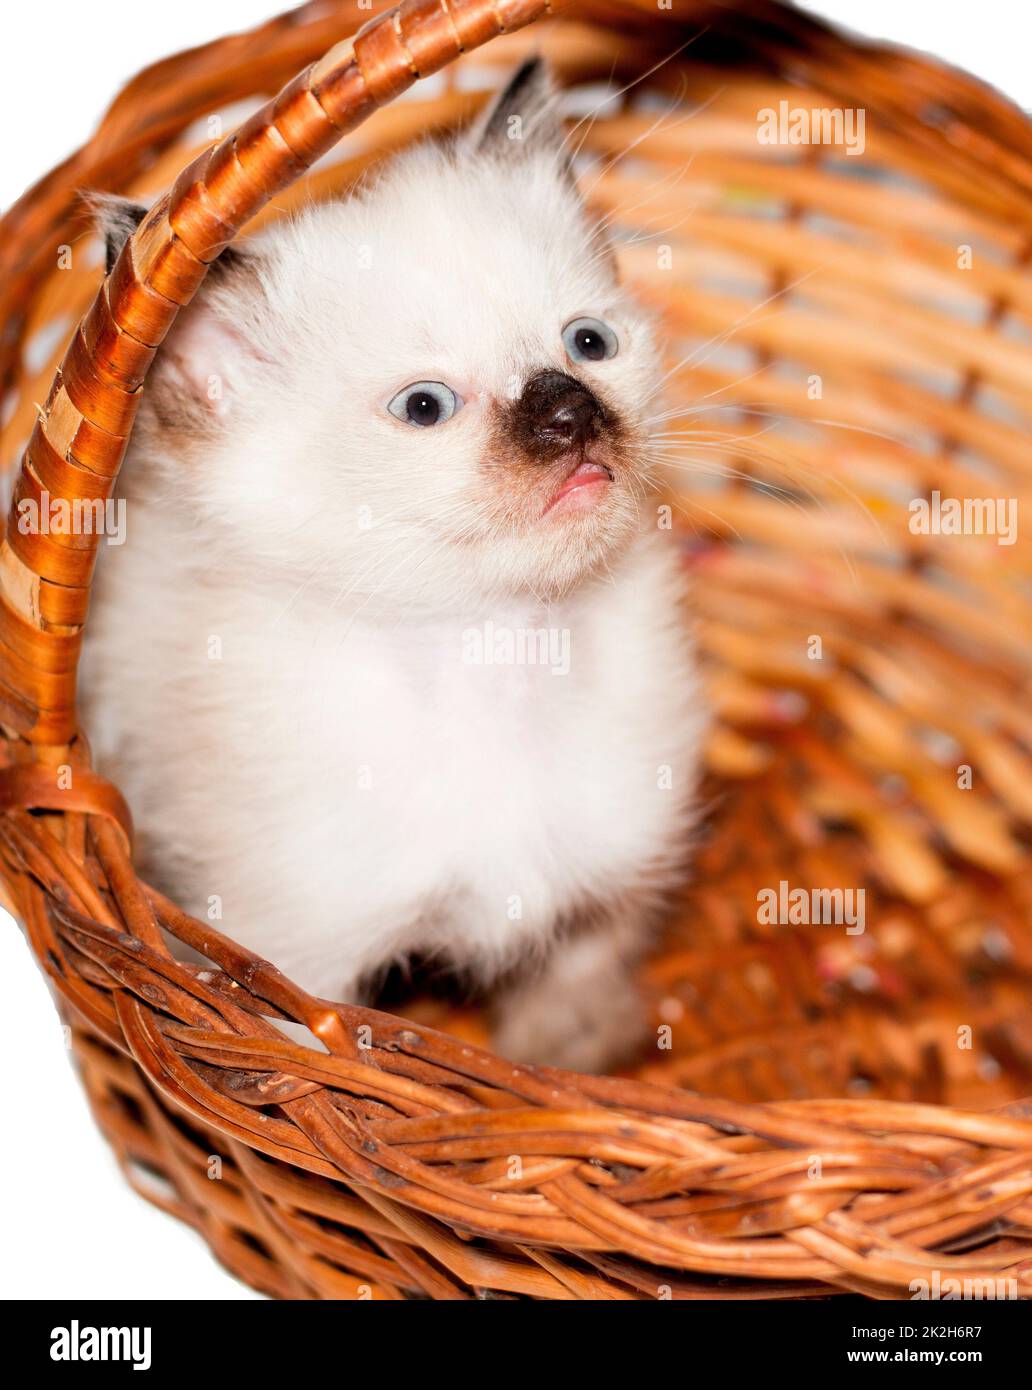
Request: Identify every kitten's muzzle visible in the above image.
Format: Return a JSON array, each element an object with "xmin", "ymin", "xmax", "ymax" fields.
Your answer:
[{"xmin": 515, "ymin": 370, "xmax": 607, "ymax": 457}]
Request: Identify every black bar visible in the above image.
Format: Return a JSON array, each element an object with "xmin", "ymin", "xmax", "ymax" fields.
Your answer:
[{"xmin": 8, "ymin": 1295, "xmax": 1027, "ymax": 1372}]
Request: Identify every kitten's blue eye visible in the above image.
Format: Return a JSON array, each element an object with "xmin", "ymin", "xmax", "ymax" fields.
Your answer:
[
  {"xmin": 387, "ymin": 381, "xmax": 461, "ymax": 427},
  {"xmin": 562, "ymin": 317, "xmax": 618, "ymax": 364}
]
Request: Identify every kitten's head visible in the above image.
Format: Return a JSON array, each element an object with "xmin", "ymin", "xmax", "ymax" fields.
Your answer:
[{"xmin": 99, "ymin": 59, "xmax": 661, "ymax": 609}]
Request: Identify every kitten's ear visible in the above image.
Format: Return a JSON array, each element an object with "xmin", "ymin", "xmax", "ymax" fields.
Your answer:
[
  {"xmin": 471, "ymin": 57, "xmax": 566, "ymax": 158},
  {"xmin": 89, "ymin": 193, "xmax": 267, "ymax": 431},
  {"xmin": 89, "ymin": 192, "xmax": 248, "ymax": 282},
  {"xmin": 471, "ymin": 60, "xmax": 617, "ymax": 275},
  {"xmin": 91, "ymin": 195, "xmax": 147, "ymax": 275}
]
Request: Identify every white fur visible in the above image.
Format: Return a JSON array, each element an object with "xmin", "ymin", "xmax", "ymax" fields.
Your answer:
[{"xmin": 81, "ymin": 90, "xmax": 705, "ymax": 1054}]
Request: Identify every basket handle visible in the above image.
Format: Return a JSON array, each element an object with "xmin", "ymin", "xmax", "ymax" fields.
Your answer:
[{"xmin": 0, "ymin": 0, "xmax": 550, "ymax": 755}]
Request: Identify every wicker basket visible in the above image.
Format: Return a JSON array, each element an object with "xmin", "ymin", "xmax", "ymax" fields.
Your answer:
[{"xmin": 1, "ymin": 0, "xmax": 1030, "ymax": 1300}]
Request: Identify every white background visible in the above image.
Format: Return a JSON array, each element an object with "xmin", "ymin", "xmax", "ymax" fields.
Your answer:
[{"xmin": 0, "ymin": 0, "xmax": 1027, "ymax": 1301}]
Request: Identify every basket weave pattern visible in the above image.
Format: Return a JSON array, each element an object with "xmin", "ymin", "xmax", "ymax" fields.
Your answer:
[{"xmin": 0, "ymin": 0, "xmax": 1030, "ymax": 1298}]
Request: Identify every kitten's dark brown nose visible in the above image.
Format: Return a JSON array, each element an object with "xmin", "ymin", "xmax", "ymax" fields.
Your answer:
[{"xmin": 518, "ymin": 370, "xmax": 605, "ymax": 455}]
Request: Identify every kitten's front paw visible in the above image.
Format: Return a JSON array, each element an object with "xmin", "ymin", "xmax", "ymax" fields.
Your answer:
[{"xmin": 491, "ymin": 974, "xmax": 648, "ymax": 1075}]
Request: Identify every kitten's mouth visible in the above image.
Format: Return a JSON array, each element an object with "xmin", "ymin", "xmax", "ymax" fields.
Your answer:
[{"xmin": 543, "ymin": 454, "xmax": 615, "ymax": 516}]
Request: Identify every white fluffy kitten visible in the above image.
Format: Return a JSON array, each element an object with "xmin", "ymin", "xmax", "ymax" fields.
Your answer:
[{"xmin": 82, "ymin": 60, "xmax": 704, "ymax": 1071}]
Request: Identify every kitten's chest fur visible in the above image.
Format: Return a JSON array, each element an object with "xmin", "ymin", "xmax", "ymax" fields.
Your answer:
[{"xmin": 84, "ymin": 518, "xmax": 702, "ymax": 998}]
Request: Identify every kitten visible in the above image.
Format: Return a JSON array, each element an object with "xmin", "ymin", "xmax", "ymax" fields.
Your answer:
[{"xmin": 81, "ymin": 59, "xmax": 705, "ymax": 1072}]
